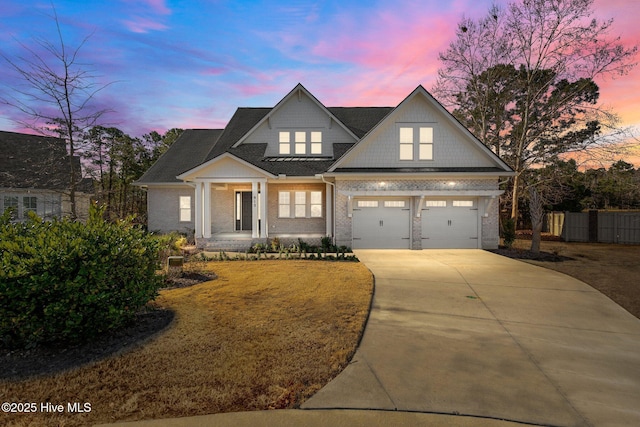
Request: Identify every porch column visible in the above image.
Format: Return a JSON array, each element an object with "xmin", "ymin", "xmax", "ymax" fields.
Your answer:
[
  {"xmin": 203, "ymin": 181, "xmax": 211, "ymax": 238},
  {"xmin": 251, "ymin": 180, "xmax": 259, "ymax": 238},
  {"xmin": 194, "ymin": 181, "xmax": 203, "ymax": 238},
  {"xmin": 325, "ymin": 182, "xmax": 333, "ymax": 237},
  {"xmin": 259, "ymin": 181, "xmax": 268, "ymax": 238}
]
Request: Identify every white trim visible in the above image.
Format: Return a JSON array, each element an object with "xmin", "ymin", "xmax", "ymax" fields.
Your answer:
[
  {"xmin": 195, "ymin": 182, "xmax": 203, "ymax": 238},
  {"xmin": 176, "ymin": 152, "xmax": 275, "ymax": 181},
  {"xmin": 259, "ymin": 181, "xmax": 267, "ymax": 238},
  {"xmin": 203, "ymin": 182, "xmax": 211, "ymax": 238}
]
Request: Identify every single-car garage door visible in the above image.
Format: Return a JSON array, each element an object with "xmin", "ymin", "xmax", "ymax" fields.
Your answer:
[
  {"xmin": 421, "ymin": 198, "xmax": 479, "ymax": 249},
  {"xmin": 352, "ymin": 198, "xmax": 411, "ymax": 249}
]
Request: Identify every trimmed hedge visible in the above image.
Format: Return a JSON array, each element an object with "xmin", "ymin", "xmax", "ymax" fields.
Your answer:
[{"xmin": 0, "ymin": 206, "xmax": 163, "ymax": 349}]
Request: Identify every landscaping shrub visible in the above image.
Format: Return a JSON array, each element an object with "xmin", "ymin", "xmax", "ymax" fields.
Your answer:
[
  {"xmin": 501, "ymin": 217, "xmax": 517, "ymax": 249},
  {"xmin": 0, "ymin": 206, "xmax": 163, "ymax": 349}
]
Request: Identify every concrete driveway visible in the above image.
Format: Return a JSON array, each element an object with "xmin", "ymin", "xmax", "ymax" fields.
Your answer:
[{"xmin": 302, "ymin": 250, "xmax": 640, "ymax": 427}]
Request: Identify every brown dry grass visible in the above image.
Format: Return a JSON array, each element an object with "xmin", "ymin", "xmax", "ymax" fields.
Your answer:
[
  {"xmin": 511, "ymin": 240, "xmax": 640, "ymax": 319},
  {"xmin": 1, "ymin": 261, "xmax": 373, "ymax": 426}
]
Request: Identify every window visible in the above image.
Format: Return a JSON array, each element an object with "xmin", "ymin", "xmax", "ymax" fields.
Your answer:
[
  {"xmin": 453, "ymin": 200, "xmax": 474, "ymax": 207},
  {"xmin": 279, "ymin": 191, "xmax": 291, "ymax": 217},
  {"xmin": 279, "ymin": 131, "xmax": 290, "ymax": 154},
  {"xmin": 310, "ymin": 191, "xmax": 322, "ymax": 217},
  {"xmin": 419, "ymin": 127, "xmax": 433, "ymax": 160},
  {"xmin": 294, "ymin": 191, "xmax": 306, "ymax": 217},
  {"xmin": 399, "ymin": 127, "xmax": 413, "ymax": 160},
  {"xmin": 295, "ymin": 132, "xmax": 306, "ymax": 154},
  {"xmin": 384, "ymin": 200, "xmax": 406, "ymax": 208},
  {"xmin": 3, "ymin": 196, "xmax": 18, "ymax": 219},
  {"xmin": 425, "ymin": 200, "xmax": 446, "ymax": 207},
  {"xmin": 43, "ymin": 194, "xmax": 61, "ymax": 219},
  {"xmin": 179, "ymin": 196, "xmax": 191, "ymax": 222},
  {"xmin": 311, "ymin": 131, "xmax": 322, "ymax": 154},
  {"xmin": 23, "ymin": 196, "xmax": 37, "ymax": 215},
  {"xmin": 399, "ymin": 125, "xmax": 434, "ymax": 160},
  {"xmin": 279, "ymin": 190, "xmax": 323, "ymax": 218},
  {"xmin": 357, "ymin": 200, "xmax": 379, "ymax": 208},
  {"xmin": 278, "ymin": 130, "xmax": 322, "ymax": 155}
]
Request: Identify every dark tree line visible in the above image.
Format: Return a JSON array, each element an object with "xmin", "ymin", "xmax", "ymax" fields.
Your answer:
[
  {"xmin": 526, "ymin": 159, "xmax": 640, "ymax": 213},
  {"xmin": 82, "ymin": 127, "xmax": 183, "ymax": 223}
]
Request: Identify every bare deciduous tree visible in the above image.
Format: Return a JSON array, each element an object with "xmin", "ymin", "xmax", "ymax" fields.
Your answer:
[
  {"xmin": 435, "ymin": 0, "xmax": 637, "ymax": 223},
  {"xmin": 1, "ymin": 6, "xmax": 113, "ymax": 219}
]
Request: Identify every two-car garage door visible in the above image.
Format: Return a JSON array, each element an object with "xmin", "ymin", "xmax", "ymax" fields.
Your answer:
[{"xmin": 352, "ymin": 197, "xmax": 479, "ymax": 249}]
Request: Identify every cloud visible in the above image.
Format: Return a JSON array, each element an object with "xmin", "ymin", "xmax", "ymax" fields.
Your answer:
[
  {"xmin": 123, "ymin": 17, "xmax": 168, "ymax": 33},
  {"xmin": 119, "ymin": 0, "xmax": 171, "ymax": 33}
]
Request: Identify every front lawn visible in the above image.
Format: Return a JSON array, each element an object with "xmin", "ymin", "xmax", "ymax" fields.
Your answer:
[
  {"xmin": 505, "ymin": 240, "xmax": 640, "ymax": 319},
  {"xmin": 0, "ymin": 261, "xmax": 373, "ymax": 427}
]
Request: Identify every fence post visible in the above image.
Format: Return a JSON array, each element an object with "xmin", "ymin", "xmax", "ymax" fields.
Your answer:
[{"xmin": 588, "ymin": 210, "xmax": 598, "ymax": 243}]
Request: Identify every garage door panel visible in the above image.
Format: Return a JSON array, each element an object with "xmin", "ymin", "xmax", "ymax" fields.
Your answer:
[
  {"xmin": 422, "ymin": 199, "xmax": 478, "ymax": 249},
  {"xmin": 353, "ymin": 199, "xmax": 410, "ymax": 249}
]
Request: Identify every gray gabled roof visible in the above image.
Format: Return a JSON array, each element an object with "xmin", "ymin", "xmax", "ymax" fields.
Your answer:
[
  {"xmin": 137, "ymin": 106, "xmax": 394, "ymax": 183},
  {"xmin": 136, "ymin": 129, "xmax": 224, "ymax": 184},
  {"xmin": 0, "ymin": 130, "xmax": 89, "ymax": 191}
]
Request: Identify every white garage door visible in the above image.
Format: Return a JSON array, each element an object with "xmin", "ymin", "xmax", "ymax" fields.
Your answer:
[
  {"xmin": 421, "ymin": 199, "xmax": 479, "ymax": 249},
  {"xmin": 352, "ymin": 198, "xmax": 411, "ymax": 249}
]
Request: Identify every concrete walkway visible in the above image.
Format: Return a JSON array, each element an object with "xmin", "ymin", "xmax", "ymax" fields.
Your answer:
[{"xmin": 100, "ymin": 250, "xmax": 640, "ymax": 427}]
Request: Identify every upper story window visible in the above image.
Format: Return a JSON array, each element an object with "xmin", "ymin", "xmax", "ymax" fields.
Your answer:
[
  {"xmin": 279, "ymin": 130, "xmax": 322, "ymax": 155},
  {"xmin": 399, "ymin": 125, "xmax": 434, "ymax": 161}
]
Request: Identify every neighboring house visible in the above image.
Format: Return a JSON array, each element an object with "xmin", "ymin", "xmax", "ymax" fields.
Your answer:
[
  {"xmin": 135, "ymin": 84, "xmax": 514, "ymax": 250},
  {"xmin": 0, "ymin": 130, "xmax": 92, "ymax": 221}
]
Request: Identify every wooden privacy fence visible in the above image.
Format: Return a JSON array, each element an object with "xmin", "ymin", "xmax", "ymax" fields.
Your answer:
[{"xmin": 545, "ymin": 211, "xmax": 640, "ymax": 244}]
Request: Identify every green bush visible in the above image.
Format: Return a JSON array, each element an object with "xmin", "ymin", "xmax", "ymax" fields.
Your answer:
[
  {"xmin": 501, "ymin": 217, "xmax": 516, "ymax": 249},
  {"xmin": 0, "ymin": 206, "xmax": 163, "ymax": 349}
]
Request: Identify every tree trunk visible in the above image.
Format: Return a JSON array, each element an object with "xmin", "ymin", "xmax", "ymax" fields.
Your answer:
[{"xmin": 529, "ymin": 187, "xmax": 544, "ymax": 254}]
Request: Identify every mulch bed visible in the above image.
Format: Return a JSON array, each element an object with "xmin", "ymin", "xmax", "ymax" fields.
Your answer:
[
  {"xmin": 489, "ymin": 247, "xmax": 573, "ymax": 262},
  {"xmin": 162, "ymin": 271, "xmax": 217, "ymax": 289},
  {"xmin": 2, "ymin": 272, "xmax": 216, "ymax": 382}
]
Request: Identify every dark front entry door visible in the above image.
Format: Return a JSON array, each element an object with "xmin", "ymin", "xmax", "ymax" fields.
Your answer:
[{"xmin": 236, "ymin": 191, "xmax": 252, "ymax": 231}]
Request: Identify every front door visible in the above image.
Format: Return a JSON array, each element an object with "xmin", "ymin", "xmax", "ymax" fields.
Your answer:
[{"xmin": 235, "ymin": 191, "xmax": 252, "ymax": 231}]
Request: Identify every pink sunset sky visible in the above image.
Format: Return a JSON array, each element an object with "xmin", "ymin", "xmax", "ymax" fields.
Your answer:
[{"xmin": 1, "ymin": 0, "xmax": 638, "ymax": 165}]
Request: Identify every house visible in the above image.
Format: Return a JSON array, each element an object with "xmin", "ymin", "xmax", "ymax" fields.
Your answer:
[
  {"xmin": 135, "ymin": 84, "xmax": 514, "ymax": 250},
  {"xmin": 0, "ymin": 130, "xmax": 92, "ymax": 221}
]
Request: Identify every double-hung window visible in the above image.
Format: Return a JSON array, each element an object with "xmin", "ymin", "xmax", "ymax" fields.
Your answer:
[
  {"xmin": 279, "ymin": 132, "xmax": 291, "ymax": 154},
  {"xmin": 179, "ymin": 196, "xmax": 191, "ymax": 222},
  {"xmin": 278, "ymin": 190, "xmax": 323, "ymax": 218},
  {"xmin": 399, "ymin": 125, "xmax": 434, "ymax": 161}
]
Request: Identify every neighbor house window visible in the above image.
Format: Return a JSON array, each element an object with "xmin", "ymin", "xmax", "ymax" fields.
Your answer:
[
  {"xmin": 279, "ymin": 131, "xmax": 290, "ymax": 154},
  {"xmin": 179, "ymin": 196, "xmax": 191, "ymax": 222},
  {"xmin": 279, "ymin": 191, "xmax": 291, "ymax": 217},
  {"xmin": 23, "ymin": 196, "xmax": 37, "ymax": 215},
  {"xmin": 43, "ymin": 194, "xmax": 62, "ymax": 219},
  {"xmin": 294, "ymin": 191, "xmax": 306, "ymax": 217},
  {"xmin": 3, "ymin": 196, "xmax": 18, "ymax": 219},
  {"xmin": 399, "ymin": 125, "xmax": 434, "ymax": 160}
]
